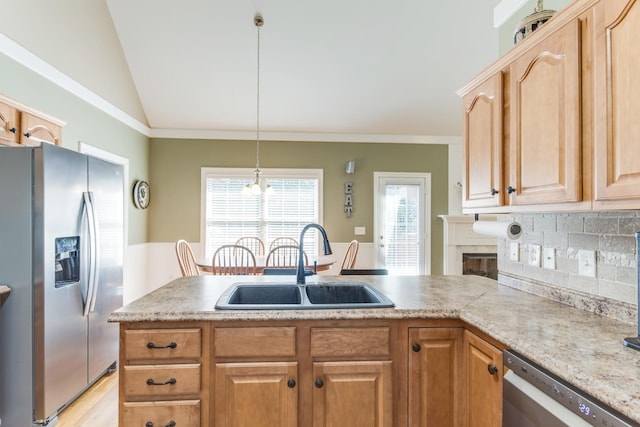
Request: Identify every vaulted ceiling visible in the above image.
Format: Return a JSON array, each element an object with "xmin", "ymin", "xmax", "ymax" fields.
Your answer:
[{"xmin": 105, "ymin": 0, "xmax": 500, "ymax": 140}]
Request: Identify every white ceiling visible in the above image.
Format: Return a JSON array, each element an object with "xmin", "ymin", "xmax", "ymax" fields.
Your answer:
[{"xmin": 106, "ymin": 0, "xmax": 500, "ymax": 140}]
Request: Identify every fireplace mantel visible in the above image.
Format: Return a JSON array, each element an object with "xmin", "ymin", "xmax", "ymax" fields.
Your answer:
[{"xmin": 439, "ymin": 215, "xmax": 497, "ymax": 275}]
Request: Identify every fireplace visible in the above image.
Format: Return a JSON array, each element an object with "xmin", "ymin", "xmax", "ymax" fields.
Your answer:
[
  {"xmin": 462, "ymin": 253, "xmax": 497, "ymax": 280},
  {"xmin": 439, "ymin": 215, "xmax": 498, "ymax": 277}
]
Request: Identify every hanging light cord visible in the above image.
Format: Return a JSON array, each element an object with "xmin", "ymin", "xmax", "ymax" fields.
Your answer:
[{"xmin": 255, "ymin": 15, "xmax": 263, "ymax": 173}]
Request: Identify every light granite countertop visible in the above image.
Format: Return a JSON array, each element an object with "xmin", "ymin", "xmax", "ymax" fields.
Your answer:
[{"xmin": 110, "ymin": 274, "xmax": 640, "ymax": 424}]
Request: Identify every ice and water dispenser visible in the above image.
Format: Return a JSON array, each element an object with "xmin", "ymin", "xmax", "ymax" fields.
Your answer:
[{"xmin": 54, "ymin": 236, "xmax": 80, "ymax": 287}]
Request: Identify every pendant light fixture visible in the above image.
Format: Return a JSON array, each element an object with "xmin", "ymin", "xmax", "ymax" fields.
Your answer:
[{"xmin": 243, "ymin": 14, "xmax": 273, "ymax": 196}]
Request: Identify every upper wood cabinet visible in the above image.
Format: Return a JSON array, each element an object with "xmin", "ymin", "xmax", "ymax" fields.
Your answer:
[
  {"xmin": 0, "ymin": 101, "xmax": 19, "ymax": 144},
  {"xmin": 593, "ymin": 0, "xmax": 640, "ymax": 208},
  {"xmin": 458, "ymin": 0, "xmax": 640, "ymax": 213},
  {"xmin": 0, "ymin": 94, "xmax": 64, "ymax": 147},
  {"xmin": 462, "ymin": 73, "xmax": 504, "ymax": 209},
  {"xmin": 509, "ymin": 18, "xmax": 582, "ymax": 206}
]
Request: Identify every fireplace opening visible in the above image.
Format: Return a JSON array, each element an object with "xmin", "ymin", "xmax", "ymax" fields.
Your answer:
[{"xmin": 462, "ymin": 253, "xmax": 497, "ymax": 280}]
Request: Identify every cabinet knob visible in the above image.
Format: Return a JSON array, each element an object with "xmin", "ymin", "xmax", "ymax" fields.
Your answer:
[
  {"xmin": 9, "ymin": 127, "xmax": 17, "ymax": 134},
  {"xmin": 145, "ymin": 421, "xmax": 176, "ymax": 427},
  {"xmin": 24, "ymin": 132, "xmax": 31, "ymax": 138},
  {"xmin": 287, "ymin": 378, "xmax": 296, "ymax": 388},
  {"xmin": 315, "ymin": 377, "xmax": 325, "ymax": 388},
  {"xmin": 490, "ymin": 188, "xmax": 499, "ymax": 196},
  {"xmin": 487, "ymin": 364, "xmax": 498, "ymax": 375},
  {"xmin": 412, "ymin": 343, "xmax": 421, "ymax": 352},
  {"xmin": 147, "ymin": 341, "xmax": 177, "ymax": 349},
  {"xmin": 507, "ymin": 186, "xmax": 516, "ymax": 194}
]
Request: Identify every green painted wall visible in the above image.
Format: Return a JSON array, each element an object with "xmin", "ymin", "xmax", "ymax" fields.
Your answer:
[
  {"xmin": 149, "ymin": 139, "xmax": 449, "ymax": 274},
  {"xmin": 0, "ymin": 52, "xmax": 150, "ymax": 245}
]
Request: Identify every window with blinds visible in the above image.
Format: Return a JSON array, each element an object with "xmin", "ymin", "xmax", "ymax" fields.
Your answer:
[{"xmin": 201, "ymin": 168, "xmax": 323, "ymax": 260}]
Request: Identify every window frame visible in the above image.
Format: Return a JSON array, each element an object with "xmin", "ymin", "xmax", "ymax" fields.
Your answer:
[{"xmin": 200, "ymin": 167, "xmax": 324, "ymax": 258}]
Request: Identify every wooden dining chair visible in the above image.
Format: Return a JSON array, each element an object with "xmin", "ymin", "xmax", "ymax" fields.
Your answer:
[
  {"xmin": 265, "ymin": 245, "xmax": 308, "ymax": 268},
  {"xmin": 211, "ymin": 244, "xmax": 257, "ymax": 275},
  {"xmin": 175, "ymin": 239, "xmax": 200, "ymax": 277},
  {"xmin": 268, "ymin": 237, "xmax": 298, "ymax": 251},
  {"xmin": 235, "ymin": 237, "xmax": 265, "ymax": 256},
  {"xmin": 339, "ymin": 239, "xmax": 359, "ymax": 271}
]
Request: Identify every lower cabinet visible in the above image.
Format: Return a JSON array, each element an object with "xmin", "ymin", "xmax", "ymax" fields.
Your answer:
[
  {"xmin": 214, "ymin": 362, "xmax": 298, "ymax": 427},
  {"xmin": 118, "ymin": 320, "xmax": 504, "ymax": 427},
  {"xmin": 408, "ymin": 327, "xmax": 464, "ymax": 427},
  {"xmin": 312, "ymin": 360, "xmax": 393, "ymax": 427},
  {"xmin": 463, "ymin": 330, "xmax": 503, "ymax": 427}
]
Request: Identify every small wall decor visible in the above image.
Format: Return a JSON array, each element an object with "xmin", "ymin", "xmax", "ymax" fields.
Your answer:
[
  {"xmin": 344, "ymin": 181, "xmax": 353, "ymax": 218},
  {"xmin": 133, "ymin": 180, "xmax": 150, "ymax": 209}
]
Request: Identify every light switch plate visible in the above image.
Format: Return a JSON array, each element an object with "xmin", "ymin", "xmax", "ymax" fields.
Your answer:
[
  {"xmin": 510, "ymin": 243, "xmax": 519, "ymax": 262},
  {"xmin": 528, "ymin": 244, "xmax": 541, "ymax": 267},
  {"xmin": 578, "ymin": 250, "xmax": 597, "ymax": 277},
  {"xmin": 354, "ymin": 226, "xmax": 366, "ymax": 235},
  {"xmin": 543, "ymin": 247, "xmax": 556, "ymax": 270}
]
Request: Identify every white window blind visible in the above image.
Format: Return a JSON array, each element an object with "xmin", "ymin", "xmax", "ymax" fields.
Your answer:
[{"xmin": 202, "ymin": 168, "xmax": 322, "ymax": 260}]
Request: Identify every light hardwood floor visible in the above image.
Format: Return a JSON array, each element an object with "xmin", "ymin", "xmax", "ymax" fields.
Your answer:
[{"xmin": 56, "ymin": 370, "xmax": 118, "ymax": 427}]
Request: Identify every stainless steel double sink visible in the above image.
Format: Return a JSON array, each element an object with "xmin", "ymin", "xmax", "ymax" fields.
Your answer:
[{"xmin": 215, "ymin": 282, "xmax": 395, "ymax": 310}]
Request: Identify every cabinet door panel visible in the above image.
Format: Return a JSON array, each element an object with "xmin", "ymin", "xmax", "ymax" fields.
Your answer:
[
  {"xmin": 312, "ymin": 361, "xmax": 392, "ymax": 427},
  {"xmin": 20, "ymin": 112, "xmax": 61, "ymax": 146},
  {"xmin": 408, "ymin": 328, "xmax": 463, "ymax": 427},
  {"xmin": 510, "ymin": 19, "xmax": 582, "ymax": 205},
  {"xmin": 215, "ymin": 362, "xmax": 298, "ymax": 427},
  {"xmin": 464, "ymin": 331, "xmax": 502, "ymax": 427},
  {"xmin": 594, "ymin": 0, "xmax": 640, "ymax": 203},
  {"xmin": 462, "ymin": 72, "xmax": 504, "ymax": 209},
  {"xmin": 0, "ymin": 101, "xmax": 19, "ymax": 145}
]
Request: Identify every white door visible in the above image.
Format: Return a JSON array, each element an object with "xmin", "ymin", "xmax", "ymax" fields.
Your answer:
[{"xmin": 374, "ymin": 173, "xmax": 431, "ymax": 275}]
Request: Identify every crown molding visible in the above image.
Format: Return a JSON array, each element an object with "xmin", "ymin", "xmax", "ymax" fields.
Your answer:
[{"xmin": 1, "ymin": 32, "xmax": 461, "ymax": 145}]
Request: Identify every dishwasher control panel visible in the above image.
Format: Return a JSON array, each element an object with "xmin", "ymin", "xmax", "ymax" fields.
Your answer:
[{"xmin": 504, "ymin": 350, "xmax": 635, "ymax": 427}]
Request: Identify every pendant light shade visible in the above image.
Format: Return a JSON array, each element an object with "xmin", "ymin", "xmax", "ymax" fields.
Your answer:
[{"xmin": 243, "ymin": 14, "xmax": 273, "ymax": 196}]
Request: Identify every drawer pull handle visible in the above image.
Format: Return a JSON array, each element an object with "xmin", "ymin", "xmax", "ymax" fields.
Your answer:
[
  {"xmin": 315, "ymin": 378, "xmax": 324, "ymax": 388},
  {"xmin": 146, "ymin": 377, "xmax": 177, "ymax": 386},
  {"xmin": 487, "ymin": 364, "xmax": 498, "ymax": 375},
  {"xmin": 147, "ymin": 341, "xmax": 177, "ymax": 349},
  {"xmin": 145, "ymin": 421, "xmax": 176, "ymax": 427}
]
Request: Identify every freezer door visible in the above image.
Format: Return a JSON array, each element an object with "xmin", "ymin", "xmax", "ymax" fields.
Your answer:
[
  {"xmin": 87, "ymin": 156, "xmax": 124, "ymax": 381},
  {"xmin": 33, "ymin": 144, "xmax": 89, "ymax": 422}
]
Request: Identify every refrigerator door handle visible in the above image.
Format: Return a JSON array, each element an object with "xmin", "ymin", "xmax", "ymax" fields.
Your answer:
[
  {"xmin": 88, "ymin": 192, "xmax": 101, "ymax": 313},
  {"xmin": 82, "ymin": 192, "xmax": 98, "ymax": 316}
]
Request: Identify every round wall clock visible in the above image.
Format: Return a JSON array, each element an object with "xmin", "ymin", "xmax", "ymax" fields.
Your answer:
[{"xmin": 133, "ymin": 180, "xmax": 150, "ymax": 209}]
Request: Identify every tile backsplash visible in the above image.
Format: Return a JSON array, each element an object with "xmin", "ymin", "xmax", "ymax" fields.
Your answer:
[{"xmin": 497, "ymin": 211, "xmax": 639, "ymax": 323}]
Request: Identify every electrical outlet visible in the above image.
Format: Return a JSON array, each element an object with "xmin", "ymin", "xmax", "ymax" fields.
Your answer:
[
  {"xmin": 543, "ymin": 247, "xmax": 556, "ymax": 270},
  {"xmin": 510, "ymin": 243, "xmax": 519, "ymax": 262},
  {"xmin": 578, "ymin": 250, "xmax": 597, "ymax": 277},
  {"xmin": 528, "ymin": 244, "xmax": 541, "ymax": 267}
]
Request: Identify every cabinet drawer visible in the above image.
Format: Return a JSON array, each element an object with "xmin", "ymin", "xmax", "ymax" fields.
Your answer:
[
  {"xmin": 124, "ymin": 328, "xmax": 201, "ymax": 360},
  {"xmin": 214, "ymin": 327, "xmax": 296, "ymax": 357},
  {"xmin": 122, "ymin": 400, "xmax": 200, "ymax": 426},
  {"xmin": 310, "ymin": 327, "xmax": 390, "ymax": 357},
  {"xmin": 123, "ymin": 364, "xmax": 201, "ymax": 399}
]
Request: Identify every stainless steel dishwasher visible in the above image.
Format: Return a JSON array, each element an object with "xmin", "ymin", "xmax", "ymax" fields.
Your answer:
[{"xmin": 503, "ymin": 350, "xmax": 636, "ymax": 427}]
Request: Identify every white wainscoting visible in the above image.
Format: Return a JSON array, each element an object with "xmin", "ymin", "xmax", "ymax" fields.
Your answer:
[{"xmin": 122, "ymin": 241, "xmax": 376, "ymax": 303}]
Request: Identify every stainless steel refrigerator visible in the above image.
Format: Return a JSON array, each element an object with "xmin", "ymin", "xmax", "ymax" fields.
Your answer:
[{"xmin": 0, "ymin": 143, "xmax": 124, "ymax": 426}]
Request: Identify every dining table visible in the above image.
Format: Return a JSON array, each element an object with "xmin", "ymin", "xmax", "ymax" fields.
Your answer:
[{"xmin": 196, "ymin": 255, "xmax": 336, "ymax": 274}]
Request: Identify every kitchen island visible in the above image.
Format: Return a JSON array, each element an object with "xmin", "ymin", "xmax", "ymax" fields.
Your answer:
[{"xmin": 110, "ymin": 274, "xmax": 640, "ymax": 426}]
